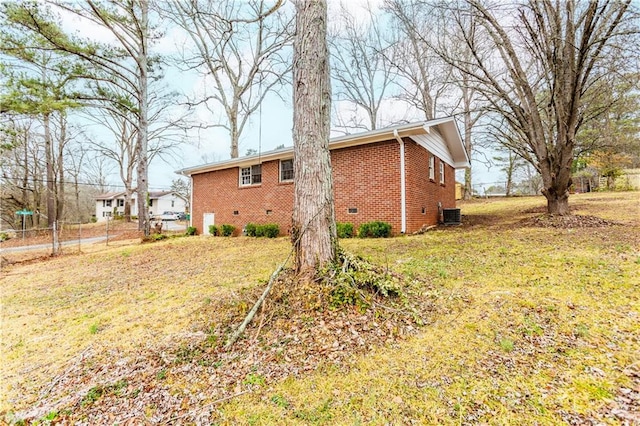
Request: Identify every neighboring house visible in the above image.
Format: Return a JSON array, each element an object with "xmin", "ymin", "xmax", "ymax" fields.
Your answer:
[
  {"xmin": 178, "ymin": 117, "xmax": 469, "ymax": 236},
  {"xmin": 95, "ymin": 191, "xmax": 187, "ymax": 222}
]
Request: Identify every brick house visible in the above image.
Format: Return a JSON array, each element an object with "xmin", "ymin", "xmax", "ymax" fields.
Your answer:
[{"xmin": 179, "ymin": 117, "xmax": 469, "ymax": 236}]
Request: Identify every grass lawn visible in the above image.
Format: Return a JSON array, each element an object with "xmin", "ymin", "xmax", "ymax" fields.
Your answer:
[{"xmin": 1, "ymin": 192, "xmax": 639, "ymax": 424}]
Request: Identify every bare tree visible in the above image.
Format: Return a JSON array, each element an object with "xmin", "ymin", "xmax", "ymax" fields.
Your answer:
[
  {"xmin": 0, "ymin": 118, "xmax": 46, "ymax": 229},
  {"xmin": 292, "ymin": 0, "xmax": 337, "ymax": 274},
  {"xmin": 163, "ymin": 0, "xmax": 292, "ymax": 158},
  {"xmin": 437, "ymin": 0, "xmax": 635, "ymax": 214},
  {"xmin": 88, "ymin": 108, "xmax": 138, "ymax": 221},
  {"xmin": 386, "ymin": 0, "xmax": 486, "ymax": 199},
  {"xmin": 385, "ymin": 0, "xmax": 454, "ymax": 120},
  {"xmin": 329, "ymin": 2, "xmax": 393, "ymax": 131},
  {"xmin": 6, "ymin": 0, "xmax": 160, "ymax": 234}
]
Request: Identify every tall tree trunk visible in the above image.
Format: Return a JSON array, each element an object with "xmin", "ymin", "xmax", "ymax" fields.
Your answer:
[
  {"xmin": 56, "ymin": 112, "xmax": 66, "ymax": 221},
  {"xmin": 43, "ymin": 112, "xmax": 55, "ymax": 227},
  {"xmin": 136, "ymin": 0, "xmax": 150, "ymax": 236},
  {"xmin": 292, "ymin": 0, "xmax": 337, "ymax": 275},
  {"xmin": 230, "ymin": 112, "xmax": 239, "ymax": 158},
  {"xmin": 462, "ymin": 82, "xmax": 473, "ymax": 200}
]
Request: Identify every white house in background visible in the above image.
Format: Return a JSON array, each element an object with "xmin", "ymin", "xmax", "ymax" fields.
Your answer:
[{"xmin": 95, "ymin": 191, "xmax": 187, "ymax": 222}]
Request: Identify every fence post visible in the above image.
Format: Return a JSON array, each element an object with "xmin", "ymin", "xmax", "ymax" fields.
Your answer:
[{"xmin": 52, "ymin": 221, "xmax": 59, "ymax": 256}]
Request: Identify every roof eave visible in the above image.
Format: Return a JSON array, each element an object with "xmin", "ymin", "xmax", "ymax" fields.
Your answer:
[{"xmin": 177, "ymin": 118, "xmax": 465, "ymax": 176}]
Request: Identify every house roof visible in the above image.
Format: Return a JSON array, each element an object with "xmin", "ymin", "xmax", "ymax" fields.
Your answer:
[
  {"xmin": 177, "ymin": 117, "xmax": 470, "ymax": 177},
  {"xmin": 95, "ymin": 190, "xmax": 186, "ymax": 201}
]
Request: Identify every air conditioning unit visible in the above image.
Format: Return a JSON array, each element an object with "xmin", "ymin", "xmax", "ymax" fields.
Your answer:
[{"xmin": 442, "ymin": 208, "xmax": 461, "ymax": 225}]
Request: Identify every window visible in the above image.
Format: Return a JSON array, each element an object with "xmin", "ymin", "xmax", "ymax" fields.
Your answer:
[
  {"xmin": 117, "ymin": 199, "xmax": 124, "ymax": 207},
  {"xmin": 439, "ymin": 161, "xmax": 445, "ymax": 184},
  {"xmin": 149, "ymin": 199, "xmax": 153, "ymax": 207},
  {"xmin": 102, "ymin": 211, "xmax": 112, "ymax": 217},
  {"xmin": 240, "ymin": 164, "xmax": 262, "ymax": 186},
  {"xmin": 105, "ymin": 200, "xmax": 112, "ymax": 207},
  {"xmin": 429, "ymin": 156, "xmax": 435, "ymax": 180},
  {"xmin": 171, "ymin": 200, "xmax": 175, "ymax": 208},
  {"xmin": 348, "ymin": 207, "xmax": 358, "ymax": 214},
  {"xmin": 280, "ymin": 159, "xmax": 294, "ymax": 182}
]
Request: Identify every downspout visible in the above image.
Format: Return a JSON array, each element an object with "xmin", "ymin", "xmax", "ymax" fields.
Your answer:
[
  {"xmin": 393, "ymin": 129, "xmax": 406, "ymax": 234},
  {"xmin": 189, "ymin": 175, "xmax": 194, "ymax": 228}
]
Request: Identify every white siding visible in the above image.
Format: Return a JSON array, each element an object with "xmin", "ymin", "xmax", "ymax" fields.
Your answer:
[{"xmin": 410, "ymin": 130, "xmax": 455, "ymax": 167}]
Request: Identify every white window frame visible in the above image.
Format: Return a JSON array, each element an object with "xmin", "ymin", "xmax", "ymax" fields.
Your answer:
[
  {"xmin": 280, "ymin": 159, "xmax": 294, "ymax": 182},
  {"xmin": 429, "ymin": 156, "xmax": 435, "ymax": 180},
  {"xmin": 439, "ymin": 161, "xmax": 445, "ymax": 184},
  {"xmin": 240, "ymin": 164, "xmax": 262, "ymax": 186}
]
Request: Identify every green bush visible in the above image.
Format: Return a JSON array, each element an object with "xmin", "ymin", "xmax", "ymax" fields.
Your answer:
[
  {"xmin": 256, "ymin": 223, "xmax": 280, "ymax": 238},
  {"xmin": 245, "ymin": 223, "xmax": 280, "ymax": 238},
  {"xmin": 245, "ymin": 223, "xmax": 257, "ymax": 237},
  {"xmin": 208, "ymin": 225, "xmax": 218, "ymax": 236},
  {"xmin": 0, "ymin": 232, "xmax": 10, "ymax": 242},
  {"xmin": 221, "ymin": 224, "xmax": 236, "ymax": 237},
  {"xmin": 336, "ymin": 222, "xmax": 354, "ymax": 238},
  {"xmin": 358, "ymin": 221, "xmax": 392, "ymax": 238},
  {"xmin": 186, "ymin": 226, "xmax": 197, "ymax": 236}
]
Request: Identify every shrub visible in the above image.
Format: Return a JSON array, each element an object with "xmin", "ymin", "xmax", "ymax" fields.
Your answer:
[
  {"xmin": 256, "ymin": 223, "xmax": 280, "ymax": 238},
  {"xmin": 358, "ymin": 221, "xmax": 392, "ymax": 238},
  {"xmin": 336, "ymin": 222, "xmax": 354, "ymax": 238},
  {"xmin": 208, "ymin": 225, "xmax": 218, "ymax": 236},
  {"xmin": 186, "ymin": 226, "xmax": 197, "ymax": 236},
  {"xmin": 0, "ymin": 232, "xmax": 10, "ymax": 242},
  {"xmin": 245, "ymin": 223, "xmax": 257, "ymax": 237},
  {"xmin": 221, "ymin": 224, "xmax": 236, "ymax": 237}
]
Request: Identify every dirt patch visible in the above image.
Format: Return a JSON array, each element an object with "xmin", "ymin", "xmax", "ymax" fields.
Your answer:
[{"xmin": 520, "ymin": 214, "xmax": 621, "ymax": 228}]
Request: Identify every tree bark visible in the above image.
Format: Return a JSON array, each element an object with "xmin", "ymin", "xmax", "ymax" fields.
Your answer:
[
  {"xmin": 292, "ymin": 0, "xmax": 337, "ymax": 275},
  {"xmin": 43, "ymin": 112, "xmax": 55, "ymax": 227},
  {"xmin": 56, "ymin": 112, "xmax": 66, "ymax": 222},
  {"xmin": 136, "ymin": 1, "xmax": 150, "ymax": 236}
]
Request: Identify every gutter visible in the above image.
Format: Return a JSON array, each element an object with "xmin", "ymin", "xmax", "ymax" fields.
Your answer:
[
  {"xmin": 189, "ymin": 175, "xmax": 194, "ymax": 228},
  {"xmin": 393, "ymin": 129, "xmax": 406, "ymax": 234}
]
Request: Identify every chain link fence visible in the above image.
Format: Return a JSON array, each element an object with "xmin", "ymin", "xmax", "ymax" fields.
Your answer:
[{"xmin": 1, "ymin": 218, "xmax": 188, "ymax": 265}]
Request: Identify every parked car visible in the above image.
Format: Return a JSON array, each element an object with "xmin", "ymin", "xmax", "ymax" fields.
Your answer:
[
  {"xmin": 176, "ymin": 212, "xmax": 187, "ymax": 221},
  {"xmin": 157, "ymin": 211, "xmax": 180, "ymax": 221}
]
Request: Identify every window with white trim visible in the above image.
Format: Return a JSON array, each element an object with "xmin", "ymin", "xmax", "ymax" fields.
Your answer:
[
  {"xmin": 429, "ymin": 156, "xmax": 435, "ymax": 180},
  {"xmin": 240, "ymin": 164, "xmax": 262, "ymax": 186},
  {"xmin": 439, "ymin": 161, "xmax": 445, "ymax": 184},
  {"xmin": 117, "ymin": 199, "xmax": 124, "ymax": 207},
  {"xmin": 280, "ymin": 159, "xmax": 294, "ymax": 182}
]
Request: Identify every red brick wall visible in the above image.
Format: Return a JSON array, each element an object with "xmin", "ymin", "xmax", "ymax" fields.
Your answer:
[
  {"xmin": 191, "ymin": 138, "xmax": 456, "ymax": 235},
  {"xmin": 404, "ymin": 139, "xmax": 456, "ymax": 232},
  {"xmin": 333, "ymin": 141, "xmax": 403, "ymax": 233},
  {"xmin": 191, "ymin": 160, "xmax": 294, "ymax": 235}
]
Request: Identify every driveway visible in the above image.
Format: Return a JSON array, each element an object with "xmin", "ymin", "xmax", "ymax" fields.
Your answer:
[{"xmin": 0, "ymin": 235, "xmax": 110, "ymax": 254}]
